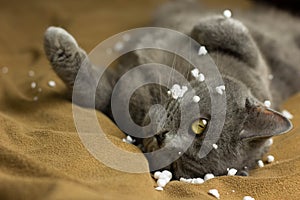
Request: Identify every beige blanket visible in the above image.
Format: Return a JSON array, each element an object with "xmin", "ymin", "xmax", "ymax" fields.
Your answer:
[{"xmin": 0, "ymin": 0, "xmax": 299, "ymax": 199}]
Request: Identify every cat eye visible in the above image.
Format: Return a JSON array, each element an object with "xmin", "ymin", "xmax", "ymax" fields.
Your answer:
[{"xmin": 191, "ymin": 119, "xmax": 208, "ymax": 135}]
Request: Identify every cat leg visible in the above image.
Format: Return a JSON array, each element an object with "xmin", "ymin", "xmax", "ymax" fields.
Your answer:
[
  {"xmin": 44, "ymin": 26, "xmax": 89, "ymax": 89},
  {"xmin": 44, "ymin": 27, "xmax": 116, "ymax": 113}
]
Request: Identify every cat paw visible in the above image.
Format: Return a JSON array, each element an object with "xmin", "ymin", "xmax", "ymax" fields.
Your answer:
[
  {"xmin": 191, "ymin": 16, "xmax": 259, "ymax": 68},
  {"xmin": 44, "ymin": 26, "xmax": 79, "ymax": 64}
]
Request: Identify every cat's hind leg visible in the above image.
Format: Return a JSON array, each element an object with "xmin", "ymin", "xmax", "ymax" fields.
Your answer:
[
  {"xmin": 44, "ymin": 26, "xmax": 88, "ymax": 89},
  {"xmin": 44, "ymin": 27, "xmax": 115, "ymax": 113}
]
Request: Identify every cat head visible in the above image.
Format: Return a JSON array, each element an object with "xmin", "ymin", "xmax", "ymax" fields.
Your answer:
[{"xmin": 134, "ymin": 16, "xmax": 293, "ymax": 178}]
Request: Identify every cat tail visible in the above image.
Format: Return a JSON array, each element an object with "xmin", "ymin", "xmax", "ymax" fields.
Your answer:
[{"xmin": 44, "ymin": 26, "xmax": 116, "ymax": 113}]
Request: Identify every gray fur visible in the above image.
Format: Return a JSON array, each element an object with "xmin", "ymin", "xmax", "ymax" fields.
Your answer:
[{"xmin": 43, "ymin": 1, "xmax": 299, "ymax": 179}]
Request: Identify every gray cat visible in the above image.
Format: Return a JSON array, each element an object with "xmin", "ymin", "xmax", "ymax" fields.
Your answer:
[{"xmin": 44, "ymin": 1, "xmax": 299, "ymax": 179}]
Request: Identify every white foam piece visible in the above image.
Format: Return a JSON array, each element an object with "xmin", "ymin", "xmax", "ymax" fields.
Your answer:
[
  {"xmin": 31, "ymin": 82, "xmax": 37, "ymax": 89},
  {"xmin": 212, "ymin": 144, "xmax": 218, "ymax": 149},
  {"xmin": 191, "ymin": 68, "xmax": 199, "ymax": 78},
  {"xmin": 162, "ymin": 170, "xmax": 172, "ymax": 180},
  {"xmin": 179, "ymin": 177, "xmax": 187, "ymax": 182},
  {"xmin": 267, "ymin": 155, "xmax": 275, "ymax": 163},
  {"xmin": 126, "ymin": 135, "xmax": 134, "ymax": 143},
  {"xmin": 204, "ymin": 173, "xmax": 215, "ymax": 181},
  {"xmin": 216, "ymin": 85, "xmax": 225, "ymax": 95},
  {"xmin": 243, "ymin": 196, "xmax": 255, "ymax": 200},
  {"xmin": 48, "ymin": 80, "xmax": 56, "ymax": 88},
  {"xmin": 122, "ymin": 135, "xmax": 135, "ymax": 144},
  {"xmin": 208, "ymin": 189, "xmax": 220, "ymax": 199},
  {"xmin": 198, "ymin": 46, "xmax": 208, "ymax": 56},
  {"xmin": 179, "ymin": 178, "xmax": 192, "ymax": 183},
  {"xmin": 223, "ymin": 9, "xmax": 232, "ymax": 18},
  {"xmin": 158, "ymin": 173, "xmax": 169, "ymax": 181},
  {"xmin": 154, "ymin": 171, "xmax": 162, "ymax": 179},
  {"xmin": 193, "ymin": 96, "xmax": 200, "ymax": 103},
  {"xmin": 264, "ymin": 100, "xmax": 271, "ymax": 108},
  {"xmin": 227, "ymin": 168, "xmax": 237, "ymax": 176},
  {"xmin": 265, "ymin": 138, "xmax": 273, "ymax": 147},
  {"xmin": 155, "ymin": 186, "xmax": 164, "ymax": 191},
  {"xmin": 157, "ymin": 179, "xmax": 168, "ymax": 187},
  {"xmin": 33, "ymin": 96, "xmax": 38, "ymax": 101},
  {"xmin": 257, "ymin": 160, "xmax": 264, "ymax": 168},
  {"xmin": 194, "ymin": 178, "xmax": 204, "ymax": 184},
  {"xmin": 170, "ymin": 84, "xmax": 188, "ymax": 99},
  {"xmin": 198, "ymin": 73, "xmax": 205, "ymax": 82},
  {"xmin": 282, "ymin": 110, "xmax": 293, "ymax": 120}
]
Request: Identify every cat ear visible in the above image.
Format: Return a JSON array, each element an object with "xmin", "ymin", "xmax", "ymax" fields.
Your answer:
[
  {"xmin": 191, "ymin": 16, "xmax": 259, "ymax": 68},
  {"xmin": 240, "ymin": 99, "xmax": 293, "ymax": 140}
]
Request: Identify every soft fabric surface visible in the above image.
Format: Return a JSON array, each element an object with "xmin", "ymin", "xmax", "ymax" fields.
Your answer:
[{"xmin": 0, "ymin": 0, "xmax": 299, "ymax": 199}]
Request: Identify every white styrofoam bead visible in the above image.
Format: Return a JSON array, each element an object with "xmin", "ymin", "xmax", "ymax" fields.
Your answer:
[
  {"xmin": 227, "ymin": 168, "xmax": 238, "ymax": 176},
  {"xmin": 208, "ymin": 189, "xmax": 220, "ymax": 199},
  {"xmin": 223, "ymin": 9, "xmax": 232, "ymax": 18},
  {"xmin": 198, "ymin": 73, "xmax": 205, "ymax": 82},
  {"xmin": 162, "ymin": 170, "xmax": 172, "ymax": 180},
  {"xmin": 216, "ymin": 85, "xmax": 225, "ymax": 95},
  {"xmin": 191, "ymin": 68, "xmax": 200, "ymax": 78},
  {"xmin": 154, "ymin": 171, "xmax": 162, "ymax": 179},
  {"xmin": 204, "ymin": 173, "xmax": 215, "ymax": 181},
  {"xmin": 179, "ymin": 177, "xmax": 187, "ymax": 182},
  {"xmin": 264, "ymin": 100, "xmax": 271, "ymax": 108},
  {"xmin": 126, "ymin": 135, "xmax": 134, "ymax": 143},
  {"xmin": 193, "ymin": 96, "xmax": 200, "ymax": 103},
  {"xmin": 257, "ymin": 160, "xmax": 264, "ymax": 168},
  {"xmin": 282, "ymin": 110, "xmax": 293, "ymax": 120},
  {"xmin": 212, "ymin": 144, "xmax": 218, "ymax": 149},
  {"xmin": 198, "ymin": 46, "xmax": 208, "ymax": 55},
  {"xmin": 155, "ymin": 186, "xmax": 164, "ymax": 191},
  {"xmin": 31, "ymin": 82, "xmax": 37, "ymax": 89},
  {"xmin": 157, "ymin": 179, "xmax": 168, "ymax": 188},
  {"xmin": 158, "ymin": 173, "xmax": 169, "ymax": 181},
  {"xmin": 243, "ymin": 196, "xmax": 255, "ymax": 200},
  {"xmin": 194, "ymin": 178, "xmax": 204, "ymax": 184},
  {"xmin": 265, "ymin": 138, "xmax": 273, "ymax": 147},
  {"xmin": 267, "ymin": 155, "xmax": 275, "ymax": 163},
  {"xmin": 48, "ymin": 80, "xmax": 56, "ymax": 87}
]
